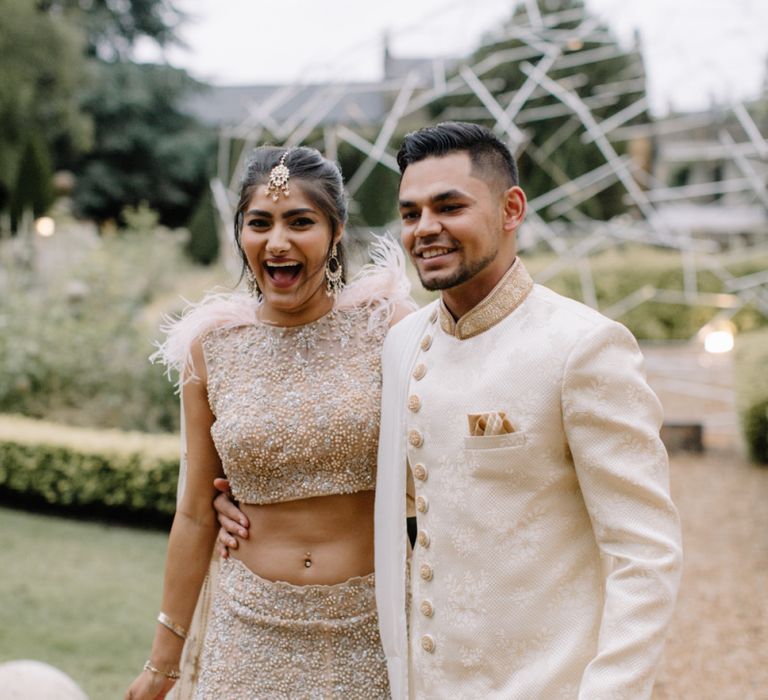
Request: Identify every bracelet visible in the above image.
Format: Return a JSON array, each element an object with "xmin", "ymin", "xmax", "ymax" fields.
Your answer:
[
  {"xmin": 143, "ymin": 660, "xmax": 181, "ymax": 680},
  {"xmin": 157, "ymin": 612, "xmax": 187, "ymax": 640}
]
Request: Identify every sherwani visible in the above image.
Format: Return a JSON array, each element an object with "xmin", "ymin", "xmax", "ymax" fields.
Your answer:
[{"xmin": 374, "ymin": 260, "xmax": 683, "ymax": 699}]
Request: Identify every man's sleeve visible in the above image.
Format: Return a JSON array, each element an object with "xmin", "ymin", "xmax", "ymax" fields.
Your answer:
[{"xmin": 562, "ymin": 321, "xmax": 683, "ymax": 699}]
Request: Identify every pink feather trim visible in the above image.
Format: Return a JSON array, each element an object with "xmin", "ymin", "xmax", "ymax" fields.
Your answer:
[{"xmin": 150, "ymin": 235, "xmax": 414, "ymax": 388}]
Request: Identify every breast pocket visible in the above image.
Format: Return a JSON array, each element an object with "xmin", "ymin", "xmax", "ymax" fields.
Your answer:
[
  {"xmin": 463, "ymin": 432, "xmax": 527, "ymax": 450},
  {"xmin": 464, "ymin": 432, "xmax": 529, "ymax": 483}
]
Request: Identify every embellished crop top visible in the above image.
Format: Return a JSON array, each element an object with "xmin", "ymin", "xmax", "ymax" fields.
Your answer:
[
  {"xmin": 151, "ymin": 236, "xmax": 414, "ymax": 506},
  {"xmin": 200, "ymin": 306, "xmax": 388, "ymax": 504}
]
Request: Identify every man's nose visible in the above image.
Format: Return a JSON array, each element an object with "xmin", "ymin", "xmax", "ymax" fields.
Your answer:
[{"xmin": 414, "ymin": 210, "xmax": 441, "ymax": 237}]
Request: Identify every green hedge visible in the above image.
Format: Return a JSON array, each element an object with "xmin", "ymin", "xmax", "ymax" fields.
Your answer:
[
  {"xmin": 0, "ymin": 415, "xmax": 180, "ymax": 523},
  {"xmin": 734, "ymin": 329, "xmax": 768, "ymax": 465}
]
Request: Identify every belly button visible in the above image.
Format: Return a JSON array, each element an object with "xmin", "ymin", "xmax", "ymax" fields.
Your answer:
[{"xmin": 304, "ymin": 551, "xmax": 312, "ymax": 568}]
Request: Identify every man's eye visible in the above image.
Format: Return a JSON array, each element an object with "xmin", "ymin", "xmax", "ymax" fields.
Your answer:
[
  {"xmin": 401, "ymin": 211, "xmax": 419, "ymax": 221},
  {"xmin": 441, "ymin": 204, "xmax": 462, "ymax": 213}
]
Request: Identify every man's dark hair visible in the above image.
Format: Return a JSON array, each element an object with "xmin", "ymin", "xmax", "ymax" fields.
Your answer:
[{"xmin": 396, "ymin": 121, "xmax": 519, "ymax": 189}]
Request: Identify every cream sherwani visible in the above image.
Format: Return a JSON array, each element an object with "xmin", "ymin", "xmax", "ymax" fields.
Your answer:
[{"xmin": 375, "ymin": 260, "xmax": 683, "ymax": 699}]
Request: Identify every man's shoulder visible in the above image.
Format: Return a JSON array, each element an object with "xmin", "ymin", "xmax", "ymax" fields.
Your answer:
[{"xmin": 530, "ymin": 283, "xmax": 617, "ymax": 332}]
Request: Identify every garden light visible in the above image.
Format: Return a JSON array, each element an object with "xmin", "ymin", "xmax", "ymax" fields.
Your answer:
[
  {"xmin": 35, "ymin": 217, "xmax": 55, "ymax": 237},
  {"xmin": 700, "ymin": 320, "xmax": 736, "ymax": 354}
]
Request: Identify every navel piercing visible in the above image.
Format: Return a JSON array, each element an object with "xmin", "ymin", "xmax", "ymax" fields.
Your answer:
[{"xmin": 304, "ymin": 551, "xmax": 312, "ymax": 568}]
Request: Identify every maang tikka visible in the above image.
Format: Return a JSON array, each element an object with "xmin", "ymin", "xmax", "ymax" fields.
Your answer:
[{"xmin": 267, "ymin": 151, "xmax": 291, "ymax": 202}]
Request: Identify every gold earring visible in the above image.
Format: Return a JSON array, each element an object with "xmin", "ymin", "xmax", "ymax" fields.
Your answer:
[
  {"xmin": 245, "ymin": 268, "xmax": 261, "ymax": 298},
  {"xmin": 325, "ymin": 243, "xmax": 343, "ymax": 298}
]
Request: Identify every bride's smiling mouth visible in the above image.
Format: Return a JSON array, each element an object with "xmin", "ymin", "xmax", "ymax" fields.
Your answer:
[{"xmin": 264, "ymin": 259, "xmax": 303, "ymax": 287}]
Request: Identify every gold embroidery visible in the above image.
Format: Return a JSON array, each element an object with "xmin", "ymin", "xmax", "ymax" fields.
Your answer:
[{"xmin": 439, "ymin": 259, "xmax": 534, "ymax": 339}]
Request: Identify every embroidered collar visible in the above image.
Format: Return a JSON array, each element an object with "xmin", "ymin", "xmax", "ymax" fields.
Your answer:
[{"xmin": 439, "ymin": 258, "xmax": 533, "ymax": 340}]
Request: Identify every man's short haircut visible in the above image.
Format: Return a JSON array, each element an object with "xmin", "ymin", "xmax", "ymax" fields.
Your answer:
[{"xmin": 396, "ymin": 121, "xmax": 519, "ymax": 190}]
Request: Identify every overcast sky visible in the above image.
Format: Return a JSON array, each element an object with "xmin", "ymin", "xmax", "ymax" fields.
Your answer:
[{"xmin": 138, "ymin": 0, "xmax": 768, "ymax": 116}]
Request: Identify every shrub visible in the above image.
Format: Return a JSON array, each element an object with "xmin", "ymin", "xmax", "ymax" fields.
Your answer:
[
  {"xmin": 9, "ymin": 132, "xmax": 55, "ymax": 231},
  {"xmin": 0, "ymin": 415, "xmax": 179, "ymax": 523},
  {"xmin": 186, "ymin": 184, "xmax": 219, "ymax": 265},
  {"xmin": 743, "ymin": 399, "xmax": 768, "ymax": 464},
  {"xmin": 0, "ymin": 224, "xmax": 189, "ymax": 433},
  {"xmin": 734, "ymin": 328, "xmax": 768, "ymax": 465}
]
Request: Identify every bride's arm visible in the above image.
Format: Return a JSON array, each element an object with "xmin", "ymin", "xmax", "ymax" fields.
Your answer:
[{"xmin": 126, "ymin": 339, "xmax": 223, "ymax": 700}]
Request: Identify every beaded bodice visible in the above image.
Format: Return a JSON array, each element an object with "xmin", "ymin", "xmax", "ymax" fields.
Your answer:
[{"xmin": 201, "ymin": 306, "xmax": 387, "ymax": 505}]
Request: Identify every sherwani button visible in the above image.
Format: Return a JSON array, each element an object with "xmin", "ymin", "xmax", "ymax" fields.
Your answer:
[
  {"xmin": 429, "ymin": 308, "xmax": 438, "ymax": 323},
  {"xmin": 419, "ymin": 563, "xmax": 433, "ymax": 581},
  {"xmin": 421, "ymin": 635, "xmax": 436, "ymax": 653},
  {"xmin": 420, "ymin": 600, "xmax": 434, "ymax": 618},
  {"xmin": 417, "ymin": 530, "xmax": 430, "ymax": 548},
  {"xmin": 420, "ymin": 334, "xmax": 433, "ymax": 351},
  {"xmin": 412, "ymin": 363, "xmax": 427, "ymax": 380},
  {"xmin": 415, "ymin": 495, "xmax": 429, "ymax": 514},
  {"xmin": 408, "ymin": 395, "xmax": 422, "ymax": 412},
  {"xmin": 412, "ymin": 463, "xmax": 428, "ymax": 481},
  {"xmin": 408, "ymin": 430, "xmax": 423, "ymax": 448}
]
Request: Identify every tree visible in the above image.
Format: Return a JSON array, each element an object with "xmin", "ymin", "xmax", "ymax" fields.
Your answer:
[
  {"xmin": 431, "ymin": 0, "xmax": 649, "ymax": 220},
  {"xmin": 9, "ymin": 133, "xmax": 55, "ymax": 231},
  {"xmin": 0, "ymin": 0, "xmax": 91, "ymax": 212},
  {"xmin": 38, "ymin": 0, "xmax": 182, "ymax": 59},
  {"xmin": 186, "ymin": 184, "xmax": 220, "ymax": 265},
  {"xmin": 72, "ymin": 61, "xmax": 215, "ymax": 228}
]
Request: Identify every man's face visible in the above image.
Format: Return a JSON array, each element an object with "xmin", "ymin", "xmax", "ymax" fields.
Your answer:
[{"xmin": 398, "ymin": 152, "xmax": 515, "ymax": 296}]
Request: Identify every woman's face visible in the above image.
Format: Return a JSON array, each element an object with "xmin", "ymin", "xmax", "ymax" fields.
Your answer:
[{"xmin": 240, "ymin": 181, "xmax": 340, "ymax": 325}]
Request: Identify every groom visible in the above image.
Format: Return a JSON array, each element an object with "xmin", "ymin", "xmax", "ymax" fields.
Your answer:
[{"xmin": 217, "ymin": 122, "xmax": 683, "ymax": 699}]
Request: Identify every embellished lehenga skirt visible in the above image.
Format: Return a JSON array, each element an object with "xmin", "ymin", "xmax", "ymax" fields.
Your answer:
[{"xmin": 193, "ymin": 557, "xmax": 391, "ymax": 699}]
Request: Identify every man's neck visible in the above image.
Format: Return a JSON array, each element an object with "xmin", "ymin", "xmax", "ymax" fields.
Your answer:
[{"xmin": 440, "ymin": 258, "xmax": 517, "ymax": 320}]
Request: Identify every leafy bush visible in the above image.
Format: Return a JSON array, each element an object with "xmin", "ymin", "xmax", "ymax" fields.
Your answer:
[
  {"xmin": 734, "ymin": 328, "xmax": 768, "ymax": 465},
  {"xmin": 743, "ymin": 400, "xmax": 768, "ymax": 464},
  {"xmin": 0, "ymin": 222, "xmax": 193, "ymax": 433},
  {"xmin": 525, "ymin": 245, "xmax": 768, "ymax": 340},
  {"xmin": 0, "ymin": 415, "xmax": 179, "ymax": 523}
]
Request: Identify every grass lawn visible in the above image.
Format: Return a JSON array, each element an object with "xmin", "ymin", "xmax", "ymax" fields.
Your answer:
[{"xmin": 0, "ymin": 506, "xmax": 168, "ymax": 699}]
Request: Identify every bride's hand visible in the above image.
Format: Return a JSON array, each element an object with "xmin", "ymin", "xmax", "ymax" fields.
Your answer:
[{"xmin": 124, "ymin": 667, "xmax": 176, "ymax": 700}]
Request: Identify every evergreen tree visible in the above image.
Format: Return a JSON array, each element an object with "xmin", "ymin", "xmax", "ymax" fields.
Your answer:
[
  {"xmin": 0, "ymin": 0, "xmax": 90, "ymax": 212},
  {"xmin": 186, "ymin": 185, "xmax": 220, "ymax": 266},
  {"xmin": 10, "ymin": 133, "xmax": 55, "ymax": 231},
  {"xmin": 72, "ymin": 61, "xmax": 215, "ymax": 228},
  {"xmin": 431, "ymin": 0, "xmax": 649, "ymax": 220}
]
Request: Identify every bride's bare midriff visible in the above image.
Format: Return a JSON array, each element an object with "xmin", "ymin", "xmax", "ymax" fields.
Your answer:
[{"xmin": 232, "ymin": 490, "xmax": 375, "ymax": 586}]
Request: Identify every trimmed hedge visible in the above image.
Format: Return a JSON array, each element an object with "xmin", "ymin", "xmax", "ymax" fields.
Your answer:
[
  {"xmin": 734, "ymin": 329, "xmax": 768, "ymax": 465},
  {"xmin": 0, "ymin": 415, "xmax": 180, "ymax": 523}
]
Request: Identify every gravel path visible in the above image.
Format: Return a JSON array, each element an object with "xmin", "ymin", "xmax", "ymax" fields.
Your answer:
[{"xmin": 653, "ymin": 451, "xmax": 768, "ymax": 700}]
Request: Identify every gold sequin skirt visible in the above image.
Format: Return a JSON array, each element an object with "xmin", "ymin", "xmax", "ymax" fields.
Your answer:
[{"xmin": 194, "ymin": 557, "xmax": 390, "ymax": 699}]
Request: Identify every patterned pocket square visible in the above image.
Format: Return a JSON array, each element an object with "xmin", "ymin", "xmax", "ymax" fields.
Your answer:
[{"xmin": 467, "ymin": 411, "xmax": 516, "ymax": 436}]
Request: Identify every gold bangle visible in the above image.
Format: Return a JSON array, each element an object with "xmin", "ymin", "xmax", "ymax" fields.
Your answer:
[
  {"xmin": 143, "ymin": 660, "xmax": 181, "ymax": 680},
  {"xmin": 157, "ymin": 612, "xmax": 187, "ymax": 640}
]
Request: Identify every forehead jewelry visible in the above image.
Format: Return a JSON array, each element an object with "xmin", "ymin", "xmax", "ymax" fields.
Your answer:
[{"xmin": 267, "ymin": 151, "xmax": 291, "ymax": 202}]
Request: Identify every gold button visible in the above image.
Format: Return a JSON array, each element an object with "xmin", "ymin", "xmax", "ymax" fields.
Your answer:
[
  {"xmin": 408, "ymin": 395, "xmax": 421, "ymax": 412},
  {"xmin": 412, "ymin": 363, "xmax": 427, "ymax": 381},
  {"xmin": 421, "ymin": 634, "xmax": 436, "ymax": 653},
  {"xmin": 420, "ymin": 600, "xmax": 434, "ymax": 618},
  {"xmin": 419, "ymin": 563, "xmax": 433, "ymax": 581},
  {"xmin": 429, "ymin": 308, "xmax": 438, "ymax": 324},
  {"xmin": 415, "ymin": 495, "xmax": 429, "ymax": 514},
  {"xmin": 420, "ymin": 334, "xmax": 433, "ymax": 352},
  {"xmin": 408, "ymin": 430, "xmax": 423, "ymax": 448},
  {"xmin": 417, "ymin": 530, "xmax": 430, "ymax": 548},
  {"xmin": 412, "ymin": 463, "xmax": 427, "ymax": 481}
]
